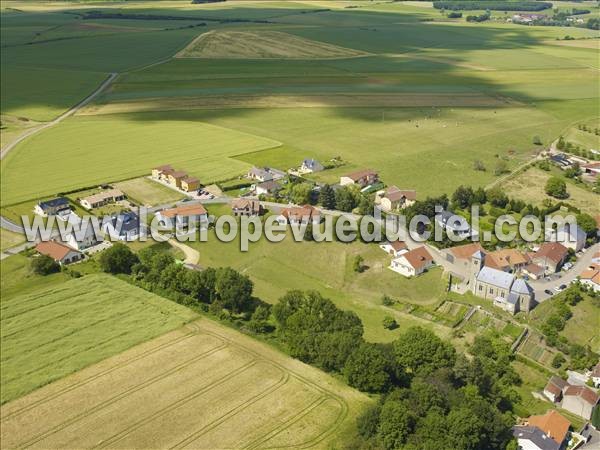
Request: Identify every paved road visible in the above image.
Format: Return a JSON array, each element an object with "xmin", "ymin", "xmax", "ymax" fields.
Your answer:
[
  {"xmin": 0, "ymin": 216, "xmax": 24, "ymax": 233},
  {"xmin": 0, "ymin": 72, "xmax": 118, "ymax": 160}
]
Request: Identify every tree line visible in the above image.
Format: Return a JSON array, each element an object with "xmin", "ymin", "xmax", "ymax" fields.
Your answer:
[{"xmin": 433, "ymin": 1, "xmax": 551, "ymax": 11}]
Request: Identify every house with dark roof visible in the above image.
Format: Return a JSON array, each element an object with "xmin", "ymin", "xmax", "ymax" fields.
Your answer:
[
  {"xmin": 513, "ymin": 426, "xmax": 561, "ymax": 450},
  {"xmin": 390, "ymin": 246, "xmax": 434, "ymax": 277},
  {"xmin": 299, "ymin": 159, "xmax": 324, "ymax": 173},
  {"xmin": 436, "ymin": 210, "xmax": 474, "ymax": 238},
  {"xmin": 34, "ymin": 197, "xmax": 71, "ymax": 218},
  {"xmin": 102, "ymin": 211, "xmax": 141, "ymax": 241},
  {"xmin": 248, "ymin": 167, "xmax": 273, "ymax": 182},
  {"xmin": 35, "ymin": 241, "xmax": 83, "ymax": 265},
  {"xmin": 255, "ymin": 180, "xmax": 282, "ymax": 196}
]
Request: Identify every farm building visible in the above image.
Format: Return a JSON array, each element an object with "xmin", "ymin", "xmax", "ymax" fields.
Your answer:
[
  {"xmin": 279, "ymin": 205, "xmax": 321, "ymax": 226},
  {"xmin": 390, "ymin": 246, "xmax": 433, "ymax": 277},
  {"xmin": 231, "ymin": 199, "xmax": 264, "ymax": 217},
  {"xmin": 375, "ymin": 186, "xmax": 416, "ymax": 212},
  {"xmin": 35, "ymin": 240, "xmax": 83, "ymax": 265},
  {"xmin": 531, "ymin": 242, "xmax": 569, "ymax": 274},
  {"xmin": 581, "ymin": 161, "xmax": 600, "ymax": 176},
  {"xmin": 380, "ymin": 240, "xmax": 408, "ymax": 257},
  {"xmin": 34, "ymin": 197, "xmax": 71, "ymax": 218},
  {"xmin": 562, "ymin": 385, "xmax": 599, "ymax": 420},
  {"xmin": 102, "ymin": 211, "xmax": 141, "ymax": 241},
  {"xmin": 299, "ymin": 159, "xmax": 324, "ymax": 173},
  {"xmin": 340, "ymin": 169, "xmax": 379, "ymax": 188},
  {"xmin": 80, "ymin": 189, "xmax": 125, "ymax": 210},
  {"xmin": 156, "ymin": 204, "xmax": 208, "ymax": 227}
]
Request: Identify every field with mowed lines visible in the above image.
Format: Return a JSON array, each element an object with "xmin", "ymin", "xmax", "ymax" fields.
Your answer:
[
  {"xmin": 0, "ymin": 271, "xmax": 197, "ymax": 404},
  {"xmin": 0, "ymin": 318, "xmax": 370, "ymax": 450}
]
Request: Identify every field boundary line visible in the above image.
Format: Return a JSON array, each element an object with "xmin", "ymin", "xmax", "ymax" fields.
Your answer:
[
  {"xmin": 0, "ymin": 72, "xmax": 117, "ymax": 161},
  {"xmin": 0, "ymin": 325, "xmax": 199, "ymax": 419},
  {"xmin": 15, "ymin": 341, "xmax": 230, "ymax": 448},
  {"xmin": 168, "ymin": 365, "xmax": 291, "ymax": 449},
  {"xmin": 244, "ymin": 396, "xmax": 329, "ymax": 450},
  {"xmin": 97, "ymin": 360, "xmax": 285, "ymax": 449}
]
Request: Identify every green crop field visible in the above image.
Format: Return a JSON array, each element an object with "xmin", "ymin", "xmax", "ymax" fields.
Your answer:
[{"xmin": 0, "ymin": 263, "xmax": 196, "ymax": 403}]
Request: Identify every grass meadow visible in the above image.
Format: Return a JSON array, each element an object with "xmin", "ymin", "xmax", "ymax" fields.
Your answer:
[{"xmin": 0, "ymin": 262, "xmax": 196, "ymax": 403}]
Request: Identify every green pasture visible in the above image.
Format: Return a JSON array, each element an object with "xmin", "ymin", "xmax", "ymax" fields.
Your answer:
[{"xmin": 0, "ymin": 264, "xmax": 196, "ymax": 404}]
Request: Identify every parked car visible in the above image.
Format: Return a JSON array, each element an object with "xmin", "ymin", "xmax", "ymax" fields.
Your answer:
[
  {"xmin": 559, "ymin": 284, "xmax": 567, "ymax": 290},
  {"xmin": 563, "ymin": 262, "xmax": 573, "ymax": 271},
  {"xmin": 544, "ymin": 289, "xmax": 554, "ymax": 296}
]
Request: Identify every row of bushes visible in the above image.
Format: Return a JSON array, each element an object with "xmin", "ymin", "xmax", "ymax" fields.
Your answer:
[{"xmin": 433, "ymin": 1, "xmax": 552, "ymax": 11}]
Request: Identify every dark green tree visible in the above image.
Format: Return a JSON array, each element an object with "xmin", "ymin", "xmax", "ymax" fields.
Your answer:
[
  {"xmin": 344, "ymin": 343, "xmax": 393, "ymax": 392},
  {"xmin": 319, "ymin": 184, "xmax": 336, "ymax": 210},
  {"xmin": 98, "ymin": 243, "xmax": 139, "ymax": 274},
  {"xmin": 30, "ymin": 254, "xmax": 60, "ymax": 275}
]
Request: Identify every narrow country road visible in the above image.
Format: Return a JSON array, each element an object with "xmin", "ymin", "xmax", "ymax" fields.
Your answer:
[
  {"xmin": 168, "ymin": 239, "xmax": 200, "ymax": 265},
  {"xmin": 0, "ymin": 72, "xmax": 118, "ymax": 160}
]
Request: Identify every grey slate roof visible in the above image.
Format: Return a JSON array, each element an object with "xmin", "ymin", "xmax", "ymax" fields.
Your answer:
[
  {"xmin": 513, "ymin": 426, "xmax": 560, "ymax": 450},
  {"xmin": 511, "ymin": 278, "xmax": 533, "ymax": 295},
  {"xmin": 38, "ymin": 197, "xmax": 69, "ymax": 210},
  {"xmin": 476, "ymin": 266, "xmax": 514, "ymax": 290},
  {"xmin": 108, "ymin": 212, "xmax": 140, "ymax": 236},
  {"xmin": 507, "ymin": 292, "xmax": 519, "ymax": 305}
]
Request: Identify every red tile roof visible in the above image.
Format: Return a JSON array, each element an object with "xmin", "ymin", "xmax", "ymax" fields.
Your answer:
[
  {"xmin": 36, "ymin": 241, "xmax": 79, "ymax": 261},
  {"xmin": 534, "ymin": 242, "xmax": 569, "ymax": 265},
  {"xmin": 449, "ymin": 242, "xmax": 485, "ymax": 260},
  {"xmin": 160, "ymin": 204, "xmax": 207, "ymax": 218},
  {"xmin": 344, "ymin": 169, "xmax": 378, "ymax": 181},
  {"xmin": 527, "ymin": 410, "xmax": 570, "ymax": 445},
  {"xmin": 564, "ymin": 385, "xmax": 600, "ymax": 406},
  {"xmin": 402, "ymin": 246, "xmax": 433, "ymax": 271},
  {"xmin": 390, "ymin": 241, "xmax": 408, "ymax": 252}
]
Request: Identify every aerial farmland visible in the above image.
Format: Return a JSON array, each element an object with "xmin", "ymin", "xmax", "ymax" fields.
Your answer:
[{"xmin": 1, "ymin": 0, "xmax": 599, "ymax": 449}]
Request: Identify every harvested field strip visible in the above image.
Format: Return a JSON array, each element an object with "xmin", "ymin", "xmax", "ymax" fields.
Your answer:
[
  {"xmin": 177, "ymin": 30, "xmax": 369, "ymax": 60},
  {"xmin": 80, "ymin": 92, "xmax": 519, "ymax": 115},
  {"xmin": 1, "ymin": 319, "xmax": 367, "ymax": 449}
]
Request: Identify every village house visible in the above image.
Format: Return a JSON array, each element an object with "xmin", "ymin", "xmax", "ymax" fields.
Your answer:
[
  {"xmin": 390, "ymin": 246, "xmax": 433, "ymax": 277},
  {"xmin": 380, "ymin": 240, "xmax": 408, "ymax": 258},
  {"xmin": 167, "ymin": 170, "xmax": 188, "ymax": 189},
  {"xmin": 339, "ymin": 169, "xmax": 379, "ymax": 188},
  {"xmin": 561, "ymin": 385, "xmax": 599, "ymax": 420},
  {"xmin": 299, "ymin": 159, "xmax": 324, "ymax": 173},
  {"xmin": 514, "ymin": 410, "xmax": 571, "ymax": 450},
  {"xmin": 247, "ymin": 167, "xmax": 273, "ymax": 182},
  {"xmin": 543, "ymin": 376, "xmax": 569, "ymax": 403},
  {"xmin": 579, "ymin": 264, "xmax": 600, "ymax": 292},
  {"xmin": 180, "ymin": 176, "xmax": 200, "ymax": 193},
  {"xmin": 152, "ymin": 165, "xmax": 174, "ymax": 181},
  {"xmin": 443, "ymin": 242, "xmax": 485, "ymax": 265},
  {"xmin": 231, "ymin": 199, "xmax": 264, "ymax": 217},
  {"xmin": 80, "ymin": 189, "xmax": 125, "ymax": 210},
  {"xmin": 512, "ymin": 426, "xmax": 561, "ymax": 450},
  {"xmin": 469, "ymin": 251, "xmax": 534, "ymax": 314},
  {"xmin": 34, "ymin": 197, "xmax": 71, "ymax": 218},
  {"xmin": 64, "ymin": 214, "xmax": 103, "ymax": 251},
  {"xmin": 547, "ymin": 223, "xmax": 586, "ymax": 252},
  {"xmin": 102, "ymin": 211, "xmax": 141, "ymax": 241},
  {"xmin": 512, "ymin": 13, "xmax": 545, "ymax": 23},
  {"xmin": 375, "ymin": 186, "xmax": 416, "ymax": 212},
  {"xmin": 436, "ymin": 210, "xmax": 473, "ymax": 238},
  {"xmin": 484, "ymin": 248, "xmax": 530, "ymax": 273},
  {"xmin": 156, "ymin": 204, "xmax": 208, "ymax": 228},
  {"xmin": 531, "ymin": 242, "xmax": 569, "ymax": 274},
  {"xmin": 279, "ymin": 205, "xmax": 321, "ymax": 226},
  {"xmin": 35, "ymin": 240, "xmax": 83, "ymax": 265},
  {"xmin": 523, "ymin": 263, "xmax": 546, "ymax": 280},
  {"xmin": 255, "ymin": 180, "xmax": 281, "ymax": 196}
]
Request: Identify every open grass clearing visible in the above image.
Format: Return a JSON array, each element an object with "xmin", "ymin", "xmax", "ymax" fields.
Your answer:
[
  {"xmin": 177, "ymin": 29, "xmax": 370, "ymax": 59},
  {"xmin": 0, "ymin": 229, "xmax": 24, "ymax": 251},
  {"xmin": 114, "ymin": 177, "xmax": 184, "ymax": 207},
  {"xmin": 0, "ymin": 273, "xmax": 197, "ymax": 404},
  {"xmin": 0, "ymin": 317, "xmax": 370, "ymax": 449},
  {"xmin": 502, "ymin": 166, "xmax": 600, "ymax": 215}
]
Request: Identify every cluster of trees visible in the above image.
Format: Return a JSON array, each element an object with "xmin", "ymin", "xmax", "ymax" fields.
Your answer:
[
  {"xmin": 545, "ymin": 176, "xmax": 568, "ymax": 199},
  {"xmin": 587, "ymin": 17, "xmax": 599, "ymax": 30},
  {"xmin": 540, "ymin": 285, "xmax": 599, "ymax": 371},
  {"xmin": 99, "ymin": 244, "xmax": 260, "ymax": 319},
  {"xmin": 353, "ymin": 332, "xmax": 519, "ymax": 450},
  {"xmin": 556, "ymin": 135, "xmax": 600, "ymax": 161},
  {"xmin": 433, "ymin": 0, "xmax": 550, "ymax": 10},
  {"xmin": 466, "ymin": 12, "xmax": 490, "ymax": 22},
  {"xmin": 30, "ymin": 254, "xmax": 60, "ymax": 275},
  {"xmin": 319, "ymin": 184, "xmax": 373, "ymax": 214},
  {"xmin": 447, "ymin": 11, "xmax": 463, "ymax": 18}
]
